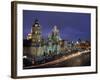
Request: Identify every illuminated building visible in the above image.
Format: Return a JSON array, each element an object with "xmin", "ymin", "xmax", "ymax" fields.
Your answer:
[
  {"xmin": 31, "ymin": 19, "xmax": 41, "ymax": 46},
  {"xmin": 24, "ymin": 20, "xmax": 72, "ymax": 59},
  {"xmin": 24, "ymin": 19, "xmax": 43, "ymax": 58},
  {"xmin": 26, "ymin": 19, "xmax": 41, "ymax": 44},
  {"xmin": 75, "ymin": 40, "xmax": 90, "ymax": 50},
  {"xmin": 47, "ymin": 25, "xmax": 61, "ymax": 55}
]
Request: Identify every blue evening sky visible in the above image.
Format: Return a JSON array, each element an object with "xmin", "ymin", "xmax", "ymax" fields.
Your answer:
[{"xmin": 23, "ymin": 10, "xmax": 91, "ymax": 41}]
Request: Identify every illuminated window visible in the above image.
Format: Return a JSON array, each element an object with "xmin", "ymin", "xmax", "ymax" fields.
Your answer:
[
  {"xmin": 35, "ymin": 24, "xmax": 38, "ymax": 27},
  {"xmin": 35, "ymin": 31, "xmax": 38, "ymax": 34}
]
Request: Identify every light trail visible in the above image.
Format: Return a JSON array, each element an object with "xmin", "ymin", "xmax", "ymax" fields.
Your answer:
[{"xmin": 24, "ymin": 50, "xmax": 90, "ymax": 69}]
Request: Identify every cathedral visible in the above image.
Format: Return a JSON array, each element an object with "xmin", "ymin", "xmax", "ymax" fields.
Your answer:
[{"xmin": 24, "ymin": 19, "xmax": 65, "ymax": 59}]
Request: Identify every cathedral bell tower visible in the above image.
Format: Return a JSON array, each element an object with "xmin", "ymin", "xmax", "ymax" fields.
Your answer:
[{"xmin": 31, "ymin": 19, "xmax": 41, "ymax": 46}]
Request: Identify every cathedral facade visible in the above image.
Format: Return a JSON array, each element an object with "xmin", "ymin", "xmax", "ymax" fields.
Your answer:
[{"xmin": 23, "ymin": 19, "xmax": 66, "ymax": 59}]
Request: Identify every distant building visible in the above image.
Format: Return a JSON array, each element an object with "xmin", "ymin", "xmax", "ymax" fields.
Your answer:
[{"xmin": 75, "ymin": 40, "xmax": 90, "ymax": 50}]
